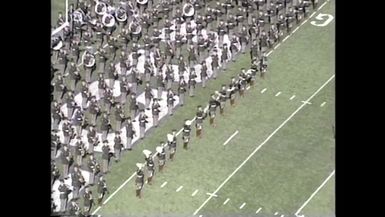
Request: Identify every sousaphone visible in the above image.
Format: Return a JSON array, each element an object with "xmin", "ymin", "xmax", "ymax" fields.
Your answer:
[
  {"xmin": 129, "ymin": 21, "xmax": 142, "ymax": 35},
  {"xmin": 115, "ymin": 6, "xmax": 127, "ymax": 22},
  {"xmin": 95, "ymin": 1, "xmax": 107, "ymax": 16},
  {"xmin": 83, "ymin": 51, "xmax": 96, "ymax": 68},
  {"xmin": 102, "ymin": 13, "xmax": 116, "ymax": 27},
  {"xmin": 183, "ymin": 3, "xmax": 195, "ymax": 17},
  {"xmin": 137, "ymin": 0, "xmax": 148, "ymax": 5},
  {"xmin": 73, "ymin": 9, "xmax": 85, "ymax": 24}
]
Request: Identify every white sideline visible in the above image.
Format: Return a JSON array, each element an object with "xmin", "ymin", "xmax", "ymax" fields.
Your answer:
[
  {"xmin": 192, "ymin": 74, "xmax": 335, "ymax": 216},
  {"xmin": 294, "ymin": 170, "xmax": 335, "ymax": 216}
]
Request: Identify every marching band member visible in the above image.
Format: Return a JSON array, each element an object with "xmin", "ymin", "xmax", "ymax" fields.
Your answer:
[
  {"xmin": 183, "ymin": 119, "xmax": 192, "ymax": 149},
  {"xmin": 209, "ymin": 93, "xmax": 219, "ymax": 127},
  {"xmin": 156, "ymin": 144, "xmax": 166, "ymax": 172},
  {"xmin": 145, "ymin": 82, "xmax": 154, "ymax": 110},
  {"xmin": 97, "ymin": 176, "xmax": 109, "ymax": 204},
  {"xmin": 178, "ymin": 77, "xmax": 187, "ymax": 106},
  {"xmin": 114, "ymin": 131, "xmax": 123, "ymax": 162},
  {"xmin": 125, "ymin": 117, "xmax": 135, "ymax": 150},
  {"xmin": 102, "ymin": 140, "xmax": 110, "ymax": 174},
  {"xmin": 188, "ymin": 68, "xmax": 197, "ymax": 97},
  {"xmin": 114, "ymin": 103, "xmax": 125, "ymax": 131},
  {"xmin": 83, "ymin": 187, "xmax": 94, "ymax": 215},
  {"xmin": 200, "ymin": 61, "xmax": 208, "ymax": 88},
  {"xmin": 167, "ymin": 88, "xmax": 176, "ymax": 116},
  {"xmin": 168, "ymin": 130, "xmax": 178, "ymax": 160},
  {"xmin": 101, "ymin": 112, "xmax": 110, "ymax": 142},
  {"xmin": 139, "ymin": 109, "xmax": 149, "ymax": 140},
  {"xmin": 218, "ymin": 85, "xmax": 228, "ymax": 115},
  {"xmin": 152, "ymin": 98, "xmax": 161, "ymax": 127},
  {"xmin": 195, "ymin": 105, "xmax": 206, "ymax": 138},
  {"xmin": 135, "ymin": 163, "xmax": 145, "ymax": 198},
  {"xmin": 58, "ymin": 179, "xmax": 70, "ymax": 212},
  {"xmin": 68, "ymin": 199, "xmax": 80, "ymax": 215},
  {"xmin": 143, "ymin": 150, "xmax": 155, "ymax": 184}
]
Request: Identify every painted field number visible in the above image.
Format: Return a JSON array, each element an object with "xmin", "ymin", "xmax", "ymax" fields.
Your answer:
[{"xmin": 311, "ymin": 13, "xmax": 334, "ymax": 27}]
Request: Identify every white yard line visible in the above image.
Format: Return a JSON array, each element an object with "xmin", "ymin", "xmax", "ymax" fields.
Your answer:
[
  {"xmin": 161, "ymin": 181, "xmax": 168, "ymax": 188},
  {"xmin": 239, "ymin": 202, "xmax": 246, "ymax": 209},
  {"xmin": 275, "ymin": 91, "xmax": 282, "ymax": 97},
  {"xmin": 300, "ymin": 19, "xmax": 308, "ymax": 27},
  {"xmin": 294, "ymin": 170, "xmax": 335, "ymax": 216},
  {"xmin": 293, "ymin": 26, "xmax": 300, "ymax": 34},
  {"xmin": 261, "ymin": 88, "xmax": 267, "ymax": 93},
  {"xmin": 192, "ymin": 75, "xmax": 335, "ymax": 216},
  {"xmin": 192, "ymin": 189, "xmax": 199, "ymax": 196},
  {"xmin": 223, "ymin": 130, "xmax": 239, "ymax": 146},
  {"xmin": 309, "ymin": 11, "xmax": 316, "ymax": 19},
  {"xmin": 319, "ymin": 0, "xmax": 329, "ymax": 10},
  {"xmin": 320, "ymin": 102, "xmax": 326, "ymax": 107},
  {"xmin": 176, "ymin": 185, "xmax": 184, "ymax": 192},
  {"xmin": 274, "ymin": 43, "xmax": 281, "ymax": 50},
  {"xmin": 223, "ymin": 198, "xmax": 230, "ymax": 205},
  {"xmin": 256, "ymin": 207, "xmax": 262, "ymax": 214},
  {"xmin": 282, "ymin": 35, "xmax": 290, "ymax": 43},
  {"xmin": 290, "ymin": 95, "xmax": 296, "ymax": 100}
]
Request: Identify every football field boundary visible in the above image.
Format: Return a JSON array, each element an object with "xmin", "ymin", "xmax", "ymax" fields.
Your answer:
[
  {"xmin": 192, "ymin": 74, "xmax": 335, "ymax": 216},
  {"xmin": 92, "ymin": 1, "xmax": 333, "ymax": 214}
]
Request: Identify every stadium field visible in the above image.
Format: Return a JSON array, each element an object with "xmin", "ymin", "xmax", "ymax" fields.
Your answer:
[{"xmin": 51, "ymin": 0, "xmax": 335, "ymax": 217}]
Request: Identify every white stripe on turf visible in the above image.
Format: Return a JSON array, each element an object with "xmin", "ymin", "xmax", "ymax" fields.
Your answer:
[
  {"xmin": 223, "ymin": 130, "xmax": 239, "ymax": 146},
  {"xmin": 275, "ymin": 92, "xmax": 282, "ymax": 96},
  {"xmin": 192, "ymin": 75, "xmax": 335, "ymax": 216},
  {"xmin": 256, "ymin": 207, "xmax": 262, "ymax": 214},
  {"xmin": 261, "ymin": 88, "xmax": 267, "ymax": 93},
  {"xmin": 290, "ymin": 95, "xmax": 296, "ymax": 100},
  {"xmin": 223, "ymin": 198, "xmax": 230, "ymax": 205},
  {"xmin": 320, "ymin": 102, "xmax": 326, "ymax": 107},
  {"xmin": 176, "ymin": 185, "xmax": 184, "ymax": 192},
  {"xmin": 239, "ymin": 202, "xmax": 246, "ymax": 209},
  {"xmin": 274, "ymin": 212, "xmax": 279, "ymax": 215},
  {"xmin": 161, "ymin": 181, "xmax": 168, "ymax": 188},
  {"xmin": 192, "ymin": 189, "xmax": 199, "ymax": 196},
  {"xmin": 294, "ymin": 170, "xmax": 335, "ymax": 216}
]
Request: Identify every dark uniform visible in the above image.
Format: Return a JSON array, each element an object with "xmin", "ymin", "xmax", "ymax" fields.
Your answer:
[
  {"xmin": 195, "ymin": 106, "xmax": 206, "ymax": 138},
  {"xmin": 209, "ymin": 95, "xmax": 219, "ymax": 126},
  {"xmin": 61, "ymin": 146, "xmax": 71, "ymax": 178},
  {"xmin": 112, "ymin": 133, "xmax": 122, "ymax": 162},
  {"xmin": 201, "ymin": 62, "xmax": 208, "ymax": 88},
  {"xmin": 67, "ymin": 200, "xmax": 80, "ymax": 216},
  {"xmin": 139, "ymin": 111, "xmax": 148, "ymax": 139},
  {"xmin": 178, "ymin": 78, "xmax": 187, "ymax": 106},
  {"xmin": 157, "ymin": 145, "xmax": 166, "ymax": 171},
  {"xmin": 125, "ymin": 118, "xmax": 135, "ymax": 150},
  {"xmin": 182, "ymin": 122, "xmax": 191, "ymax": 149},
  {"xmin": 97, "ymin": 178, "xmax": 109, "ymax": 204},
  {"xmin": 135, "ymin": 168, "xmax": 144, "ymax": 198},
  {"xmin": 145, "ymin": 156, "xmax": 155, "ymax": 184},
  {"xmin": 188, "ymin": 71, "xmax": 197, "ymax": 97},
  {"xmin": 87, "ymin": 126, "xmax": 98, "ymax": 154},
  {"xmin": 58, "ymin": 181, "xmax": 70, "ymax": 212},
  {"xmin": 168, "ymin": 131, "xmax": 177, "ymax": 160},
  {"xmin": 219, "ymin": 86, "xmax": 228, "ymax": 115},
  {"xmin": 83, "ymin": 189, "xmax": 93, "ymax": 215},
  {"xmin": 144, "ymin": 84, "xmax": 153, "ymax": 110},
  {"xmin": 152, "ymin": 99, "xmax": 161, "ymax": 127},
  {"xmin": 102, "ymin": 143, "xmax": 110, "ymax": 174},
  {"xmin": 167, "ymin": 90, "xmax": 175, "ymax": 116},
  {"xmin": 101, "ymin": 113, "xmax": 110, "ymax": 142}
]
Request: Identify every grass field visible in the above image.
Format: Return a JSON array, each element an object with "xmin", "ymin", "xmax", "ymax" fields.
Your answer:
[{"xmin": 51, "ymin": 0, "xmax": 335, "ymax": 216}]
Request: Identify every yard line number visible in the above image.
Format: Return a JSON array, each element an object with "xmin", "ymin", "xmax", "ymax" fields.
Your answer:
[{"xmin": 311, "ymin": 13, "xmax": 334, "ymax": 27}]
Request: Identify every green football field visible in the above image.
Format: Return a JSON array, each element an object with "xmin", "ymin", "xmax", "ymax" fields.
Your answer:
[{"xmin": 51, "ymin": 0, "xmax": 335, "ymax": 217}]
